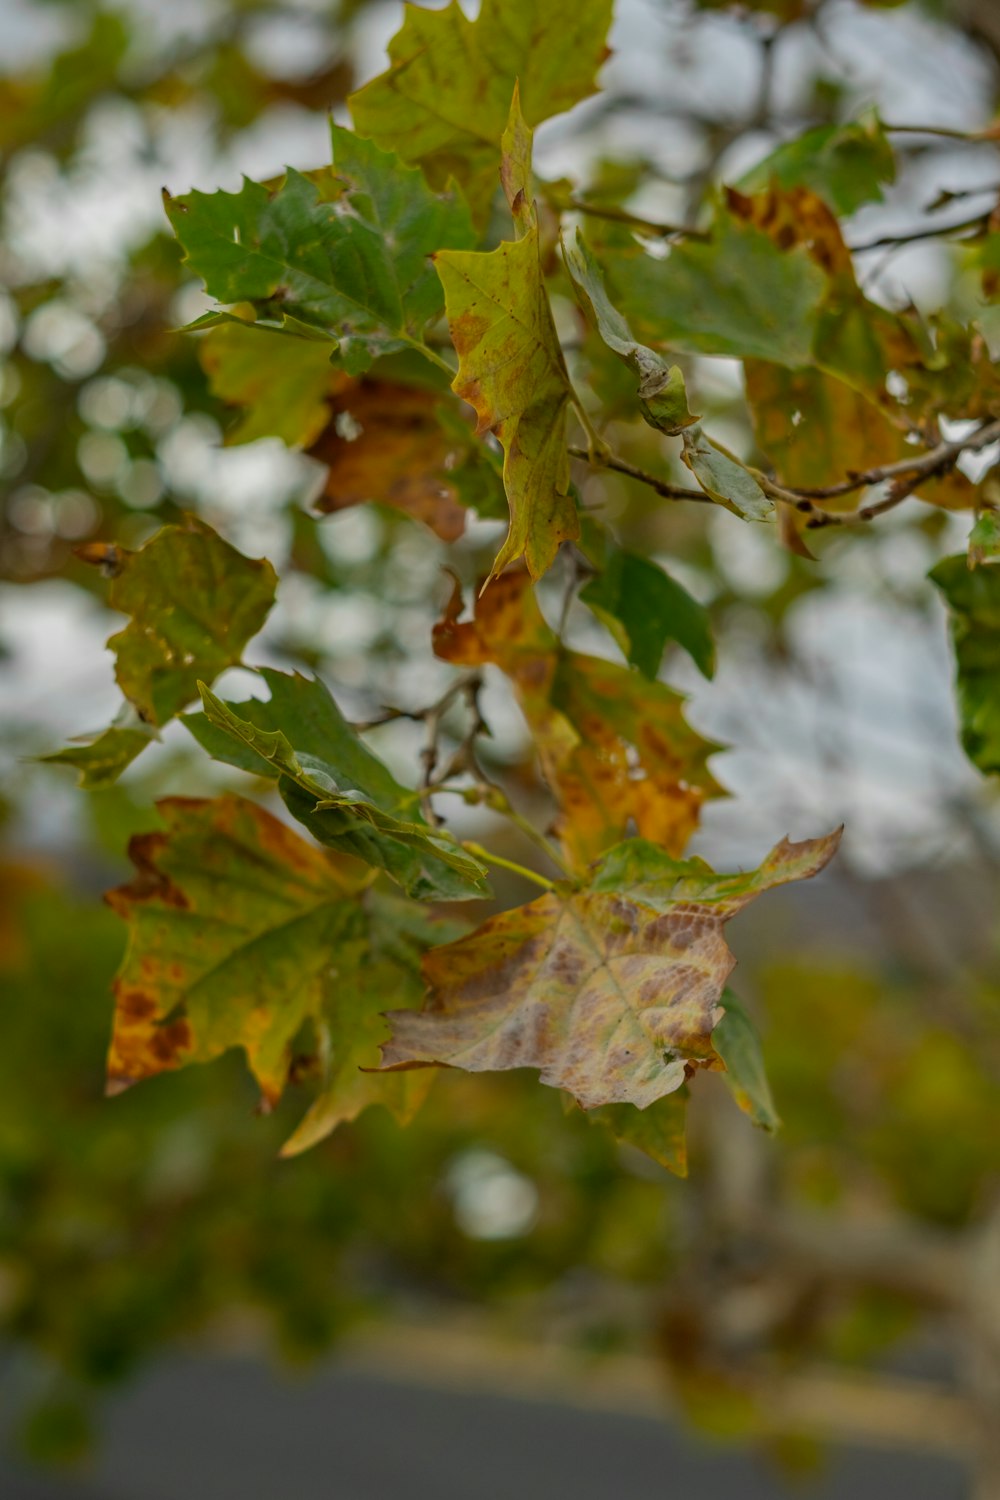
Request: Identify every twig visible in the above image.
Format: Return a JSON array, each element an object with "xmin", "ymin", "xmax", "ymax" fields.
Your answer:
[
  {"xmin": 567, "ymin": 445, "xmax": 709, "ymax": 502},
  {"xmin": 849, "ymin": 212, "xmax": 990, "ymax": 254},
  {"xmin": 560, "ymin": 196, "xmax": 707, "ymax": 241}
]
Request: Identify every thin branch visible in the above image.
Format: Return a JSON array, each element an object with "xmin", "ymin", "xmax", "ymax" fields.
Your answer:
[
  {"xmin": 883, "ymin": 121, "xmax": 1000, "ymax": 142},
  {"xmin": 796, "ymin": 417, "xmax": 1000, "ymax": 502},
  {"xmin": 849, "ymin": 211, "xmax": 990, "ymax": 254},
  {"xmin": 560, "ymin": 196, "xmax": 707, "ymax": 241},
  {"xmin": 567, "ymin": 445, "xmax": 709, "ymax": 502}
]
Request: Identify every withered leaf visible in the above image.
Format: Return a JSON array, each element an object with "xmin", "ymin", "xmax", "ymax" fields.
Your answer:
[
  {"xmin": 379, "ymin": 829, "xmax": 841, "ymax": 1111},
  {"xmin": 434, "ymin": 571, "xmax": 722, "ymax": 868},
  {"xmin": 309, "ymin": 379, "xmax": 472, "ymax": 541}
]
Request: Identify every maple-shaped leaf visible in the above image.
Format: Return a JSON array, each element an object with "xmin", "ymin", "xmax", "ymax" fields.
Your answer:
[
  {"xmin": 184, "ymin": 668, "xmax": 489, "ymax": 901},
  {"xmin": 564, "ymin": 229, "xmax": 698, "ymax": 436},
  {"xmin": 930, "ymin": 554, "xmax": 1000, "ymax": 775},
  {"xmin": 200, "ymin": 318, "xmax": 337, "ymax": 447},
  {"xmin": 435, "ymin": 223, "xmax": 577, "ymax": 579},
  {"xmin": 309, "ymin": 379, "xmax": 500, "ymax": 541},
  {"xmin": 349, "ymin": 0, "xmax": 612, "ymax": 220},
  {"xmin": 77, "ymin": 517, "xmax": 276, "ymax": 728},
  {"xmin": 166, "ymin": 125, "xmax": 475, "ymax": 374},
  {"xmin": 379, "ymin": 830, "xmax": 841, "ymax": 1111},
  {"xmin": 106, "ymin": 795, "xmax": 439, "ymax": 1150},
  {"xmin": 579, "ymin": 544, "xmax": 715, "ymax": 680},
  {"xmin": 435, "ymin": 572, "xmax": 722, "ymax": 867}
]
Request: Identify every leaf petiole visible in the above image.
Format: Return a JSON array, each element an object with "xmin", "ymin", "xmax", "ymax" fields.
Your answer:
[{"xmin": 460, "ymin": 842, "xmax": 557, "ymax": 891}]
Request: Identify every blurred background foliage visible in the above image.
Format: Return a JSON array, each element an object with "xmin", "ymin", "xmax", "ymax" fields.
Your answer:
[{"xmin": 1, "ymin": 0, "xmax": 1000, "ymax": 1490}]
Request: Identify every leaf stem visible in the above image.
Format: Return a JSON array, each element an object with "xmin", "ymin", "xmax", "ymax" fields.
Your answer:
[
  {"xmin": 569, "ymin": 395, "xmax": 611, "ymax": 464},
  {"xmin": 460, "ymin": 841, "xmax": 556, "ymax": 891}
]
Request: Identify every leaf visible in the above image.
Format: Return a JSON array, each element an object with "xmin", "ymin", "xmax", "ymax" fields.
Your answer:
[
  {"xmin": 349, "ymin": 0, "xmax": 613, "ymax": 220},
  {"xmin": 199, "ymin": 318, "xmax": 337, "ymax": 447},
  {"xmin": 681, "ymin": 425, "xmax": 774, "ymax": 522},
  {"xmin": 378, "ymin": 830, "xmax": 842, "ymax": 1111},
  {"xmin": 712, "ymin": 990, "xmax": 780, "ymax": 1131},
  {"xmin": 79, "ymin": 515, "xmax": 276, "ymax": 727},
  {"xmin": 40, "ymin": 720, "xmax": 158, "ymax": 790},
  {"xmin": 563, "ymin": 229, "xmax": 698, "ymax": 435},
  {"xmin": 929, "ymin": 553, "xmax": 1000, "ymax": 775},
  {"xmin": 436, "ymin": 226, "xmax": 578, "ymax": 579},
  {"xmin": 601, "ymin": 205, "xmax": 827, "ymax": 366},
  {"xmin": 738, "ymin": 114, "xmax": 895, "ymax": 216},
  {"xmin": 434, "ymin": 572, "xmax": 722, "ymax": 867},
  {"xmin": 746, "ymin": 362, "xmax": 979, "ymax": 512},
  {"xmin": 580, "ymin": 548, "xmax": 715, "ymax": 679},
  {"xmin": 970, "ymin": 510, "xmax": 1000, "ymax": 567},
  {"xmin": 309, "ymin": 379, "xmax": 478, "ymax": 541},
  {"xmin": 184, "ymin": 668, "xmax": 489, "ymax": 901},
  {"xmin": 500, "ymin": 82, "xmax": 534, "ymax": 233},
  {"xmin": 105, "ymin": 795, "xmax": 438, "ymax": 1150},
  {"xmin": 166, "ymin": 125, "xmax": 475, "ymax": 373},
  {"xmin": 591, "ymin": 1089, "xmax": 689, "ymax": 1176},
  {"xmin": 746, "ymin": 362, "xmax": 901, "ymax": 496},
  {"xmin": 726, "ymin": 184, "xmax": 923, "ymax": 402}
]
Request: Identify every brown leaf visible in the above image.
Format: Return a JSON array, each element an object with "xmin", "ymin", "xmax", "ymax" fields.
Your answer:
[
  {"xmin": 434, "ymin": 571, "xmax": 722, "ymax": 867},
  {"xmin": 380, "ymin": 830, "xmax": 841, "ymax": 1110},
  {"xmin": 310, "ymin": 380, "xmax": 469, "ymax": 541}
]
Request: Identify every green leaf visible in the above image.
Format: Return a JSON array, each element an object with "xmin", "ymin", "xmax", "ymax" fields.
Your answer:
[
  {"xmin": 185, "ymin": 669, "xmax": 489, "ymax": 901},
  {"xmin": 199, "ymin": 319, "xmax": 336, "ymax": 447},
  {"xmin": 166, "ymin": 126, "xmax": 475, "ymax": 373},
  {"xmin": 563, "ymin": 229, "xmax": 698, "ymax": 435},
  {"xmin": 349, "ymin": 0, "xmax": 613, "ymax": 220},
  {"xmin": 280, "ymin": 896, "xmax": 459, "ymax": 1157},
  {"xmin": 106, "ymin": 795, "xmax": 440, "ymax": 1151},
  {"xmin": 681, "ymin": 425, "xmax": 774, "ymax": 522},
  {"xmin": 602, "ymin": 207, "xmax": 826, "ymax": 366},
  {"xmin": 40, "ymin": 719, "xmax": 158, "ymax": 790},
  {"xmin": 436, "ymin": 227, "xmax": 578, "ymax": 580},
  {"xmin": 713, "ymin": 990, "xmax": 780, "ymax": 1132},
  {"xmin": 969, "ymin": 510, "xmax": 1000, "ymax": 568},
  {"xmin": 739, "ymin": 114, "xmax": 894, "ymax": 215},
  {"xmin": 591, "ymin": 1089, "xmax": 689, "ymax": 1176},
  {"xmin": 379, "ymin": 829, "xmax": 841, "ymax": 1110},
  {"xmin": 80, "ymin": 517, "xmax": 277, "ymax": 727},
  {"xmin": 580, "ymin": 548, "xmax": 715, "ymax": 679},
  {"xmin": 930, "ymin": 553, "xmax": 1000, "ymax": 776}
]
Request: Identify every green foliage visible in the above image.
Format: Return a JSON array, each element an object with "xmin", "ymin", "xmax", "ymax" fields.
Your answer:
[
  {"xmin": 930, "ymin": 554, "xmax": 1000, "ymax": 775},
  {"xmin": 10, "ymin": 0, "xmax": 1000, "ymax": 1467},
  {"xmin": 188, "ymin": 672, "xmax": 490, "ymax": 900},
  {"xmin": 738, "ymin": 115, "xmax": 895, "ymax": 215},
  {"xmin": 167, "ymin": 127, "xmax": 475, "ymax": 373},
  {"xmin": 580, "ymin": 546, "xmax": 715, "ymax": 679},
  {"xmin": 349, "ymin": 0, "xmax": 613, "ymax": 218}
]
